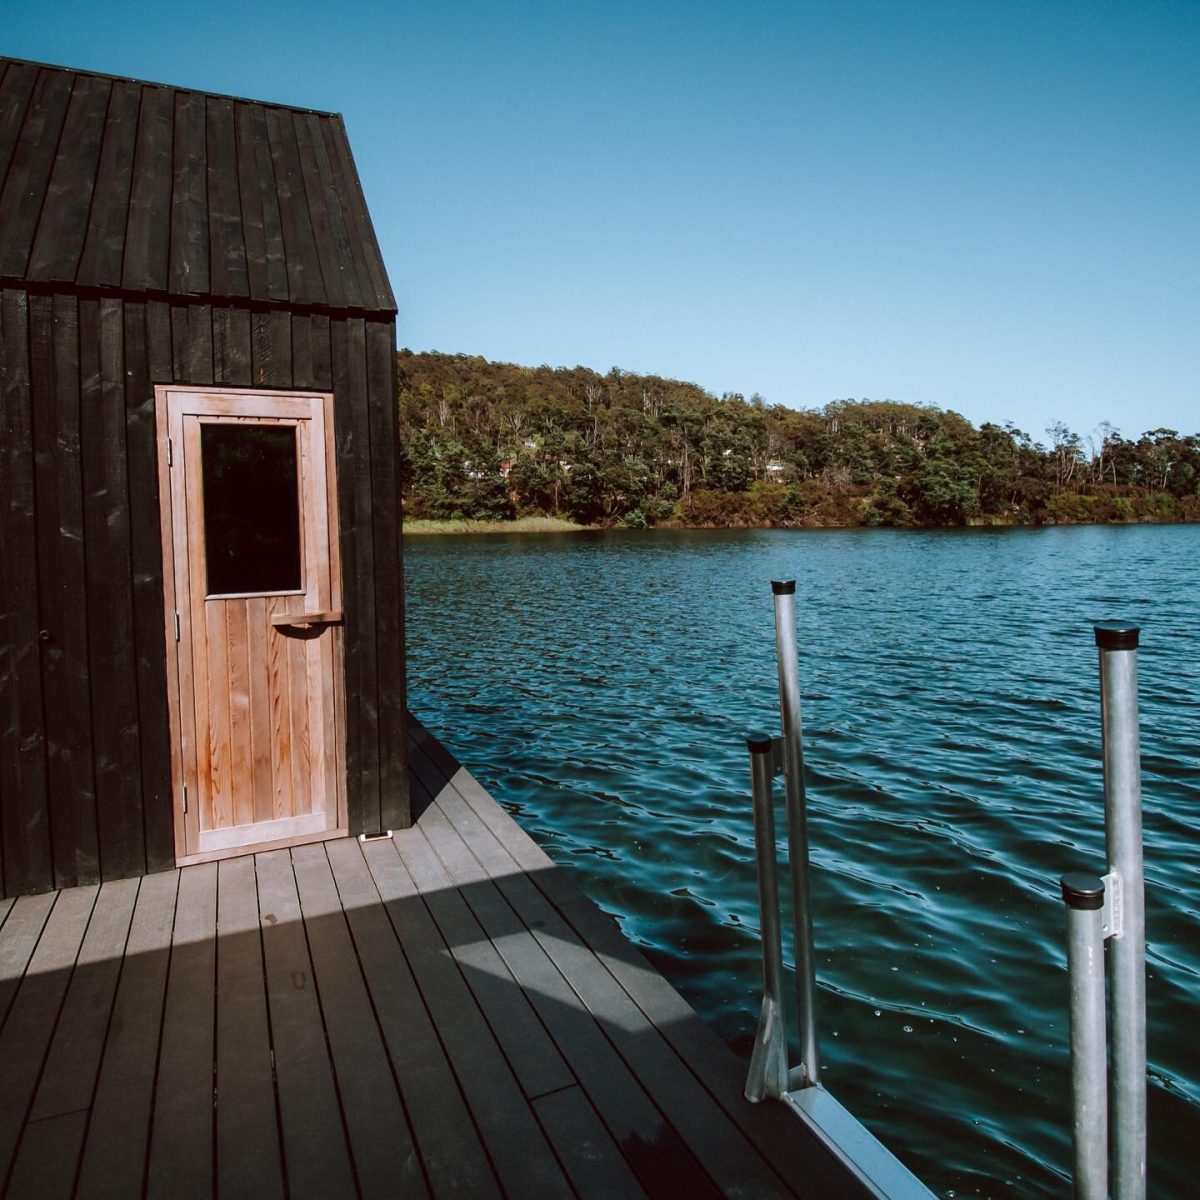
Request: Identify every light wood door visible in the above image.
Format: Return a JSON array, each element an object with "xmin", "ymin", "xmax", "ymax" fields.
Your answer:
[{"xmin": 157, "ymin": 387, "xmax": 345, "ymax": 865}]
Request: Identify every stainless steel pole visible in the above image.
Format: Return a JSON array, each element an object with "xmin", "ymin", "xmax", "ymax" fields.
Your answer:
[
  {"xmin": 1095, "ymin": 624, "xmax": 1147, "ymax": 1200},
  {"xmin": 745, "ymin": 733, "xmax": 790, "ymax": 1101},
  {"xmin": 771, "ymin": 580, "xmax": 819, "ymax": 1087},
  {"xmin": 1061, "ymin": 873, "xmax": 1109, "ymax": 1200}
]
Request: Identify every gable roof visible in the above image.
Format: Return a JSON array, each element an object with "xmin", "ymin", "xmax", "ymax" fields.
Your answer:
[{"xmin": 0, "ymin": 58, "xmax": 396, "ymax": 314}]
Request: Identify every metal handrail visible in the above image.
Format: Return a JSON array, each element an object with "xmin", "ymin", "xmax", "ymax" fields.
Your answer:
[
  {"xmin": 743, "ymin": 595, "xmax": 1151, "ymax": 1198},
  {"xmin": 744, "ymin": 580, "xmax": 820, "ymax": 1101},
  {"xmin": 1061, "ymin": 872, "xmax": 1108, "ymax": 1200},
  {"xmin": 1098, "ymin": 626, "xmax": 1147, "ymax": 1200},
  {"xmin": 745, "ymin": 732, "xmax": 789, "ymax": 1102},
  {"xmin": 772, "ymin": 580, "xmax": 820, "ymax": 1087},
  {"xmin": 742, "ymin": 581, "xmax": 936, "ymax": 1200},
  {"xmin": 1060, "ymin": 625, "xmax": 1148, "ymax": 1200}
]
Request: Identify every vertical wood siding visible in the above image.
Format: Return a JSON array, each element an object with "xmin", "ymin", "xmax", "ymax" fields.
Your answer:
[
  {"xmin": 1, "ymin": 288, "xmax": 51, "ymax": 897},
  {"xmin": 0, "ymin": 58, "xmax": 396, "ymax": 313},
  {"xmin": 31, "ymin": 293, "xmax": 98, "ymax": 888},
  {"xmin": 0, "ymin": 292, "xmax": 408, "ymax": 896},
  {"xmin": 124, "ymin": 302, "xmax": 175, "ymax": 876},
  {"xmin": 367, "ymin": 320, "xmax": 410, "ymax": 832}
]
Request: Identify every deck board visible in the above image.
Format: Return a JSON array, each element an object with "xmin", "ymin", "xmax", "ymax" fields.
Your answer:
[
  {"xmin": 0, "ymin": 891, "xmax": 56, "ymax": 1030},
  {"xmin": 77, "ymin": 869, "xmax": 178, "ymax": 1200},
  {"xmin": 0, "ymin": 883, "xmax": 98, "ymax": 1184},
  {"xmin": 0, "ymin": 716, "xmax": 894, "ymax": 1198},
  {"xmin": 416, "ymin": 799, "xmax": 723, "ymax": 1200},
  {"xmin": 147, "ymin": 862, "xmax": 216, "ymax": 1200},
  {"xmin": 214, "ymin": 856, "xmax": 283, "ymax": 1200},
  {"xmin": 8, "ymin": 878, "xmax": 139, "ymax": 1198},
  {"xmin": 289, "ymin": 841, "xmax": 427, "ymax": 1199},
  {"xmin": 255, "ymin": 847, "xmax": 356, "ymax": 1200},
  {"xmin": 533, "ymin": 1084, "xmax": 649, "ymax": 1200},
  {"xmin": 391, "ymin": 820, "xmax": 575, "ymax": 1101},
  {"xmin": 324, "ymin": 836, "xmax": 502, "ymax": 1200},
  {"xmin": 361, "ymin": 835, "xmax": 575, "ymax": 1199}
]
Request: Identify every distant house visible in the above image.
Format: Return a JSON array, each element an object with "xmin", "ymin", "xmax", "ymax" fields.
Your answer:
[
  {"xmin": 0, "ymin": 58, "xmax": 409, "ymax": 898},
  {"xmin": 765, "ymin": 462, "xmax": 787, "ymax": 481}
]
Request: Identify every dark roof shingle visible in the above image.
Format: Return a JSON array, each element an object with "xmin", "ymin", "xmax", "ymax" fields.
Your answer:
[{"xmin": 0, "ymin": 57, "xmax": 396, "ymax": 314}]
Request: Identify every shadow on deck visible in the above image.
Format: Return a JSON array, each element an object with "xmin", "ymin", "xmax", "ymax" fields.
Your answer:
[{"xmin": 0, "ymin": 719, "xmax": 881, "ymax": 1199}]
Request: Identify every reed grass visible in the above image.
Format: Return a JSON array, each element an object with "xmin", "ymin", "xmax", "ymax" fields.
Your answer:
[{"xmin": 402, "ymin": 516, "xmax": 587, "ymax": 534}]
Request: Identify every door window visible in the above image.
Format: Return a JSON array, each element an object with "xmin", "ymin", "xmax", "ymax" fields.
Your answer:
[{"xmin": 201, "ymin": 423, "xmax": 302, "ymax": 595}]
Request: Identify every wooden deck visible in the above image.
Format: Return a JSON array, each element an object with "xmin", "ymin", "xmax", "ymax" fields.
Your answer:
[{"xmin": 0, "ymin": 719, "xmax": 877, "ymax": 1199}]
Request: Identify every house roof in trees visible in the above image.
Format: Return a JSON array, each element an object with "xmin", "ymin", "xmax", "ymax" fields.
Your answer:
[{"xmin": 0, "ymin": 57, "xmax": 396, "ymax": 314}]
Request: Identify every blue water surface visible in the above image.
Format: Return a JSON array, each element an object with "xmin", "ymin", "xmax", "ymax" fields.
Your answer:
[{"xmin": 404, "ymin": 524, "xmax": 1200, "ymax": 1199}]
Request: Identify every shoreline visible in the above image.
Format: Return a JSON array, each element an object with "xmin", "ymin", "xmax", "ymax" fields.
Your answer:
[
  {"xmin": 402, "ymin": 517, "xmax": 589, "ymax": 535},
  {"xmin": 402, "ymin": 515, "xmax": 1198, "ymax": 535}
]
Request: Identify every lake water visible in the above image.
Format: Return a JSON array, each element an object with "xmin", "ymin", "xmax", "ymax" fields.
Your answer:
[{"xmin": 404, "ymin": 525, "xmax": 1199, "ymax": 1199}]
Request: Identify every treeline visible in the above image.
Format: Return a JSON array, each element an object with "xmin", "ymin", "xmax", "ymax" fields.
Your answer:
[{"xmin": 397, "ymin": 350, "xmax": 1200, "ymax": 528}]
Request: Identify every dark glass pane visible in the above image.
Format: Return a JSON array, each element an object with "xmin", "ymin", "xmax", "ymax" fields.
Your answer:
[{"xmin": 202, "ymin": 424, "xmax": 302, "ymax": 594}]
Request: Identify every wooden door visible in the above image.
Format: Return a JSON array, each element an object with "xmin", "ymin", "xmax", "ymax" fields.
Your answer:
[{"xmin": 156, "ymin": 387, "xmax": 345, "ymax": 865}]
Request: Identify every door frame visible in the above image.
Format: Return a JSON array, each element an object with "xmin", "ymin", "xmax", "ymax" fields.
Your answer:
[{"xmin": 155, "ymin": 385, "xmax": 347, "ymax": 866}]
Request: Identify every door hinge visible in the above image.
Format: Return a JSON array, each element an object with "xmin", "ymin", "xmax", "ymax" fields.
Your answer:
[
  {"xmin": 174, "ymin": 612, "xmax": 181, "ymax": 642},
  {"xmin": 167, "ymin": 437, "xmax": 174, "ymax": 467},
  {"xmin": 182, "ymin": 785, "xmax": 188, "ymax": 814}
]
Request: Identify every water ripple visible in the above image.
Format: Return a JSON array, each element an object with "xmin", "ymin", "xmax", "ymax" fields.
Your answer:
[{"xmin": 407, "ymin": 525, "xmax": 1200, "ymax": 1199}]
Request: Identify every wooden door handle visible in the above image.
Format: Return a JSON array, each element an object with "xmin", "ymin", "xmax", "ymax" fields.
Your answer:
[{"xmin": 269, "ymin": 610, "xmax": 343, "ymax": 629}]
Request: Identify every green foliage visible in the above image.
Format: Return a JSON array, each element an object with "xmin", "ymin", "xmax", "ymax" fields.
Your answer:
[
  {"xmin": 396, "ymin": 349, "xmax": 1200, "ymax": 528},
  {"xmin": 863, "ymin": 478, "xmax": 914, "ymax": 527},
  {"xmin": 899, "ymin": 460, "xmax": 978, "ymax": 525}
]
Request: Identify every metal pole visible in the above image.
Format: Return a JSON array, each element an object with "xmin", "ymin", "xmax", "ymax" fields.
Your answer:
[
  {"xmin": 1061, "ymin": 873, "xmax": 1109, "ymax": 1200},
  {"xmin": 745, "ymin": 733, "xmax": 790, "ymax": 1102},
  {"xmin": 1095, "ymin": 624, "xmax": 1147, "ymax": 1200},
  {"xmin": 771, "ymin": 580, "xmax": 819, "ymax": 1087}
]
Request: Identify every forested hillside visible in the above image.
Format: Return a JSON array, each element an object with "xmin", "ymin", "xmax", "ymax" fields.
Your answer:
[{"xmin": 397, "ymin": 350, "xmax": 1200, "ymax": 527}]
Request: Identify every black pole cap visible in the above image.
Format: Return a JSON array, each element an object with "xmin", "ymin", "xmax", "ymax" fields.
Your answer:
[
  {"xmin": 771, "ymin": 580, "xmax": 796, "ymax": 595},
  {"xmin": 1094, "ymin": 624, "xmax": 1139, "ymax": 651},
  {"xmin": 746, "ymin": 732, "xmax": 774, "ymax": 755},
  {"xmin": 1060, "ymin": 872, "xmax": 1106, "ymax": 911}
]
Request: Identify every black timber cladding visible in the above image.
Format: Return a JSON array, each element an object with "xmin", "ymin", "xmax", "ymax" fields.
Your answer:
[
  {"xmin": 0, "ymin": 57, "xmax": 396, "ymax": 311},
  {"xmin": 0, "ymin": 58, "xmax": 408, "ymax": 898}
]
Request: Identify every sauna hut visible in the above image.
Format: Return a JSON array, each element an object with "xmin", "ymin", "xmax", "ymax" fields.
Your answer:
[{"xmin": 0, "ymin": 58, "xmax": 409, "ymax": 899}]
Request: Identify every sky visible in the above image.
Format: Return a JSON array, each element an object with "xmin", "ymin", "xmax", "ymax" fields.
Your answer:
[{"xmin": 3, "ymin": 0, "xmax": 1197, "ymax": 442}]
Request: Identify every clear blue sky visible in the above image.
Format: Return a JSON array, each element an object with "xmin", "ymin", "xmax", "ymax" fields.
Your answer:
[{"xmin": 4, "ymin": 0, "xmax": 1197, "ymax": 442}]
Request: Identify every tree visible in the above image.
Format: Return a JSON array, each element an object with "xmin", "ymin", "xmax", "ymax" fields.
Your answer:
[
  {"xmin": 899, "ymin": 460, "xmax": 977, "ymax": 524},
  {"xmin": 1046, "ymin": 421, "xmax": 1083, "ymax": 489},
  {"xmin": 395, "ymin": 349, "xmax": 1199, "ymax": 529}
]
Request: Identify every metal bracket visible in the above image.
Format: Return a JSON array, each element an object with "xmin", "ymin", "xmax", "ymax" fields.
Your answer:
[
  {"xmin": 746, "ymin": 993, "xmax": 789, "ymax": 1102},
  {"xmin": 1101, "ymin": 869, "xmax": 1124, "ymax": 940},
  {"xmin": 769, "ymin": 735, "xmax": 786, "ymax": 779},
  {"xmin": 787, "ymin": 1064, "xmax": 812, "ymax": 1091}
]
